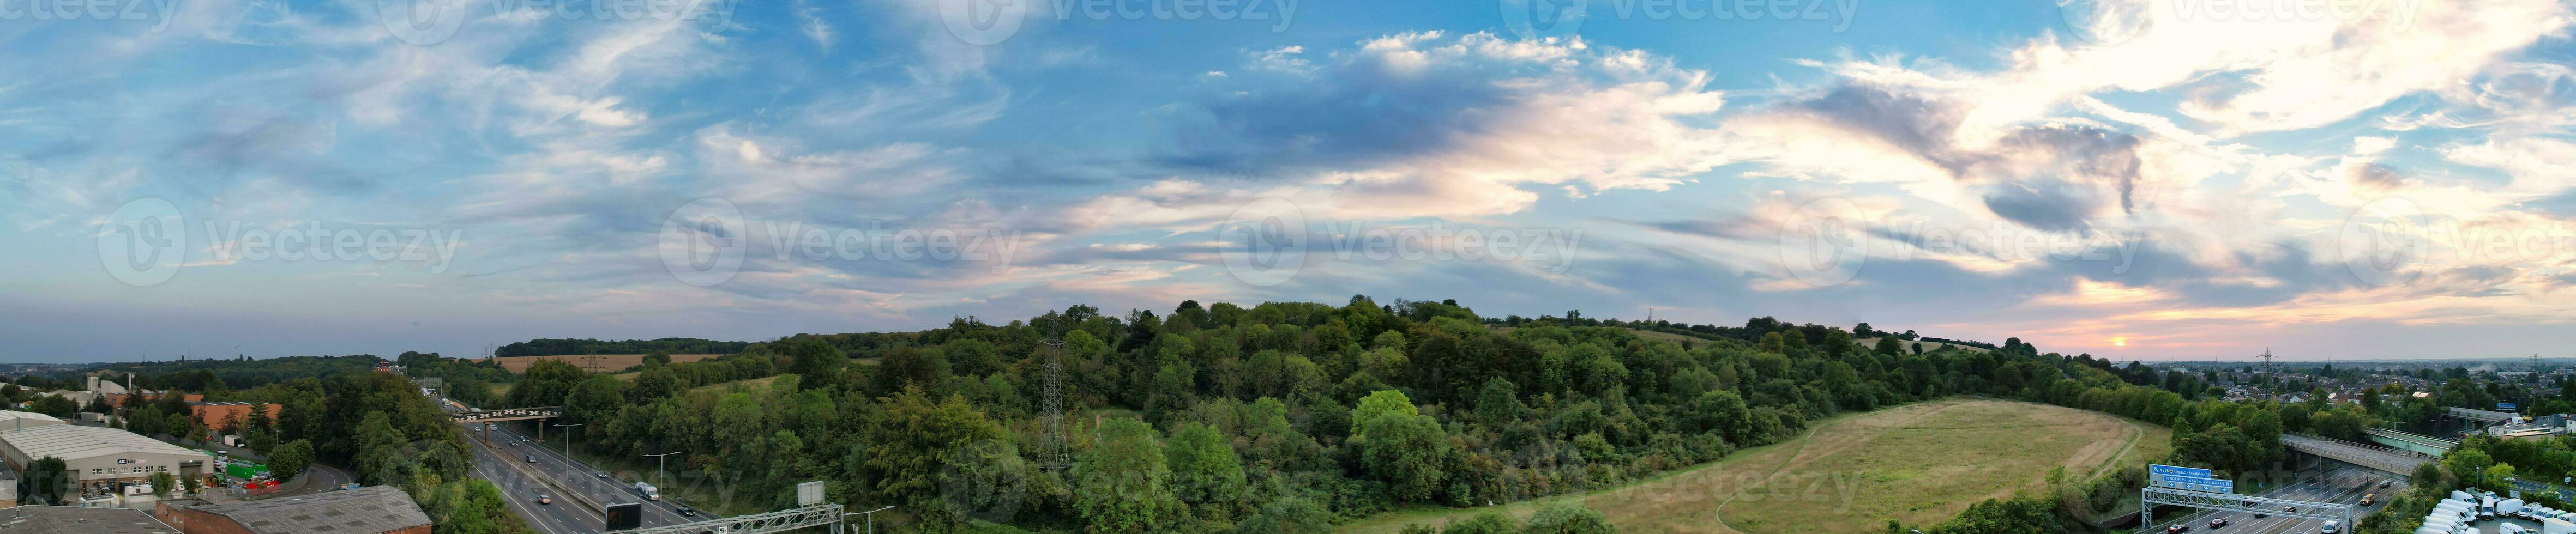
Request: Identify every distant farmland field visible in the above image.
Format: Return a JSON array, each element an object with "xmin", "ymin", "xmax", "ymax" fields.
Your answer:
[
  {"xmin": 1346, "ymin": 399, "xmax": 2164, "ymax": 533},
  {"xmin": 491, "ymin": 353, "xmax": 727, "ymax": 373}
]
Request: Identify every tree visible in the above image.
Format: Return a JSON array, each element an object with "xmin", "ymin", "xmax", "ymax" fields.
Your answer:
[
  {"xmin": 26, "ymin": 396, "xmax": 74, "ymax": 418},
  {"xmin": 1235, "ymin": 492, "xmax": 1332, "ymax": 534},
  {"xmin": 562, "ymin": 374, "xmax": 630, "ymax": 427},
  {"xmin": 861, "ymin": 386, "xmax": 1007, "ymax": 509},
  {"xmin": 785, "ymin": 338, "xmax": 845, "ymax": 390},
  {"xmin": 148, "ymin": 471, "xmax": 176, "ymax": 498},
  {"xmin": 268, "ymin": 439, "xmax": 316, "ymax": 482},
  {"xmin": 504, "ymin": 359, "xmax": 588, "ymax": 408},
  {"xmin": 1074, "ymin": 418, "xmax": 1181, "ymax": 533},
  {"xmin": 2410, "ymin": 462, "xmax": 2449, "ymax": 499},
  {"xmin": 1166, "ymin": 421, "xmax": 1247, "ymax": 509},
  {"xmin": 19, "ymin": 457, "xmax": 68, "ymax": 505},
  {"xmin": 182, "ymin": 472, "xmax": 202, "ymax": 496},
  {"xmin": 1351, "ymin": 390, "xmax": 1458, "ymax": 502},
  {"xmin": 940, "ymin": 439, "xmax": 1033, "ymax": 524},
  {"xmin": 352, "ymin": 412, "xmax": 417, "ymax": 487},
  {"xmin": 1521, "ymin": 502, "xmax": 1617, "ymax": 533}
]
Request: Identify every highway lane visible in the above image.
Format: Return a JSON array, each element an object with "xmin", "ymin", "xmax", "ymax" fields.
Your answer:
[
  {"xmin": 2146, "ymin": 468, "xmax": 2396, "ymax": 534},
  {"xmin": 485, "ymin": 422, "xmax": 718, "ymax": 529},
  {"xmin": 468, "ymin": 430, "xmax": 603, "ymax": 534}
]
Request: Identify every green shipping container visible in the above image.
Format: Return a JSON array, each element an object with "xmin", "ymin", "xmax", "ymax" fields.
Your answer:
[{"xmin": 225, "ymin": 462, "xmax": 269, "ymax": 480}]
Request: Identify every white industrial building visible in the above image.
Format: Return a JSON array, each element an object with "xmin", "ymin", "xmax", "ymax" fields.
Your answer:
[
  {"xmin": 0, "ymin": 411, "xmax": 67, "ymax": 433},
  {"xmin": 0, "ymin": 425, "xmax": 206, "ymax": 501}
]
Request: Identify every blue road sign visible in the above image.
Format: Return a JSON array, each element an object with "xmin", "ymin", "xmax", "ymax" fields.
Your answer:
[
  {"xmin": 2152, "ymin": 464, "xmax": 2214, "ymax": 478},
  {"xmin": 2501, "ymin": 403, "xmax": 2519, "ymax": 411},
  {"xmin": 2159, "ymin": 475, "xmax": 2235, "ymax": 494},
  {"xmin": 2148, "ymin": 464, "xmax": 2233, "ymax": 494}
]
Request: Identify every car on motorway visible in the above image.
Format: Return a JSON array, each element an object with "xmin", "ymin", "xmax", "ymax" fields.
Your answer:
[
  {"xmin": 509, "ymin": 440, "xmax": 519, "ymax": 446},
  {"xmin": 2320, "ymin": 519, "xmax": 2339, "ymax": 533},
  {"xmin": 676, "ymin": 505, "xmax": 697, "ymax": 516},
  {"xmin": 2378, "ymin": 480, "xmax": 2390, "ymax": 488},
  {"xmin": 2283, "ymin": 505, "xmax": 2297, "ymax": 514},
  {"xmin": 2166, "ymin": 524, "xmax": 2189, "ymax": 533},
  {"xmin": 2208, "ymin": 517, "xmax": 2228, "ymax": 527},
  {"xmin": 2360, "ymin": 494, "xmax": 2374, "ymax": 506},
  {"xmin": 595, "ymin": 470, "xmax": 608, "ymax": 478},
  {"xmin": 538, "ymin": 494, "xmax": 553, "ymax": 505},
  {"xmin": 525, "ymin": 454, "xmax": 537, "ymax": 463}
]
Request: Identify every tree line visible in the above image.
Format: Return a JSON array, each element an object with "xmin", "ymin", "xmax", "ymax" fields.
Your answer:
[
  {"xmin": 494, "ymin": 338, "xmax": 750, "ymax": 357},
  {"xmin": 454, "ymin": 296, "xmax": 2307, "ymax": 533}
]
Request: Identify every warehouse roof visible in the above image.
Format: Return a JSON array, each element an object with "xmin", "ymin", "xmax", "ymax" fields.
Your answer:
[
  {"xmin": 168, "ymin": 486, "xmax": 431, "ymax": 534},
  {"xmin": 0, "ymin": 505, "xmax": 179, "ymax": 534},
  {"xmin": 0, "ymin": 412, "xmax": 63, "ymax": 431},
  {"xmin": 0, "ymin": 425, "xmax": 198, "ymax": 462}
]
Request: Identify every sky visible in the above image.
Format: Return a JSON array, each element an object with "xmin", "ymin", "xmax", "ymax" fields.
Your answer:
[{"xmin": 3, "ymin": 0, "xmax": 2574, "ymax": 363}]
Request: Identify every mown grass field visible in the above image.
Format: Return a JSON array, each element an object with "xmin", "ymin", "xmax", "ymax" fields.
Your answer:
[{"xmin": 1343, "ymin": 399, "xmax": 2169, "ymax": 533}]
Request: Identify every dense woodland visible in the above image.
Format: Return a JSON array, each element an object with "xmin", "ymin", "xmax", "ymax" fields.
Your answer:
[
  {"xmin": 46, "ymin": 296, "xmax": 2511, "ymax": 533},
  {"xmin": 461, "ymin": 296, "xmax": 2300, "ymax": 533}
]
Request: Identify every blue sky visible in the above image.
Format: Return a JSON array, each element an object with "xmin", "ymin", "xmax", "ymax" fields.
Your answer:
[{"xmin": 5, "ymin": 0, "xmax": 2575, "ymax": 362}]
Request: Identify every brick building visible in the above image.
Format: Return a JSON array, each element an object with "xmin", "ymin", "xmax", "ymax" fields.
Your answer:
[{"xmin": 184, "ymin": 402, "xmax": 281, "ymax": 433}]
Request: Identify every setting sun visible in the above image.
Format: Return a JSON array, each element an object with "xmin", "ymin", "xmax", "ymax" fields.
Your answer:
[{"xmin": 2111, "ymin": 336, "xmax": 2129, "ymax": 348}]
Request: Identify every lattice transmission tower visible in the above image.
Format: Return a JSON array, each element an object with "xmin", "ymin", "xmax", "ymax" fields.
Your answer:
[{"xmin": 1037, "ymin": 338, "xmax": 1071, "ymax": 470}]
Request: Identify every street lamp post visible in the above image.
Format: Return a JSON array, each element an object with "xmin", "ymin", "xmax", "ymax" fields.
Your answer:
[
  {"xmin": 642, "ymin": 452, "xmax": 682, "ymax": 487},
  {"xmin": 550, "ymin": 423, "xmax": 584, "ymax": 454}
]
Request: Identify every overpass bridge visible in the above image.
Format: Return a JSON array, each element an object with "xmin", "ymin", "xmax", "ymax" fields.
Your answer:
[
  {"xmin": 2365, "ymin": 427, "xmax": 2455, "ymax": 457},
  {"xmin": 2283, "ymin": 433, "xmax": 2433, "ymax": 477}
]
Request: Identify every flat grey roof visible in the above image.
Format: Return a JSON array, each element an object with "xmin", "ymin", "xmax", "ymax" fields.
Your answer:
[
  {"xmin": 0, "ymin": 505, "xmax": 178, "ymax": 534},
  {"xmin": 174, "ymin": 486, "xmax": 431, "ymax": 534}
]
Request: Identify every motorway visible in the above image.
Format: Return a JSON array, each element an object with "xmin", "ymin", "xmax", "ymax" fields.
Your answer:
[
  {"xmin": 468, "ymin": 434, "xmax": 600, "ymax": 534},
  {"xmin": 2144, "ymin": 467, "xmax": 2400, "ymax": 534},
  {"xmin": 483, "ymin": 423, "xmax": 713, "ymax": 529},
  {"xmin": 436, "ymin": 398, "xmax": 717, "ymax": 533}
]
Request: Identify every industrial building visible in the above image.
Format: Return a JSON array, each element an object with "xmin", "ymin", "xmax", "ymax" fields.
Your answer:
[
  {"xmin": 0, "ymin": 411, "xmax": 65, "ymax": 433},
  {"xmin": 0, "ymin": 505, "xmax": 180, "ymax": 533},
  {"xmin": 154, "ymin": 486, "xmax": 431, "ymax": 534},
  {"xmin": 0, "ymin": 426, "xmax": 207, "ymax": 502}
]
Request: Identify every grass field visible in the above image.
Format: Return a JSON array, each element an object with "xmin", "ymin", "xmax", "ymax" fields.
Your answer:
[
  {"xmin": 490, "ymin": 353, "xmax": 726, "ymax": 373},
  {"xmin": 1341, "ymin": 399, "xmax": 2168, "ymax": 533},
  {"xmin": 1854, "ymin": 338, "xmax": 1991, "ymax": 354}
]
